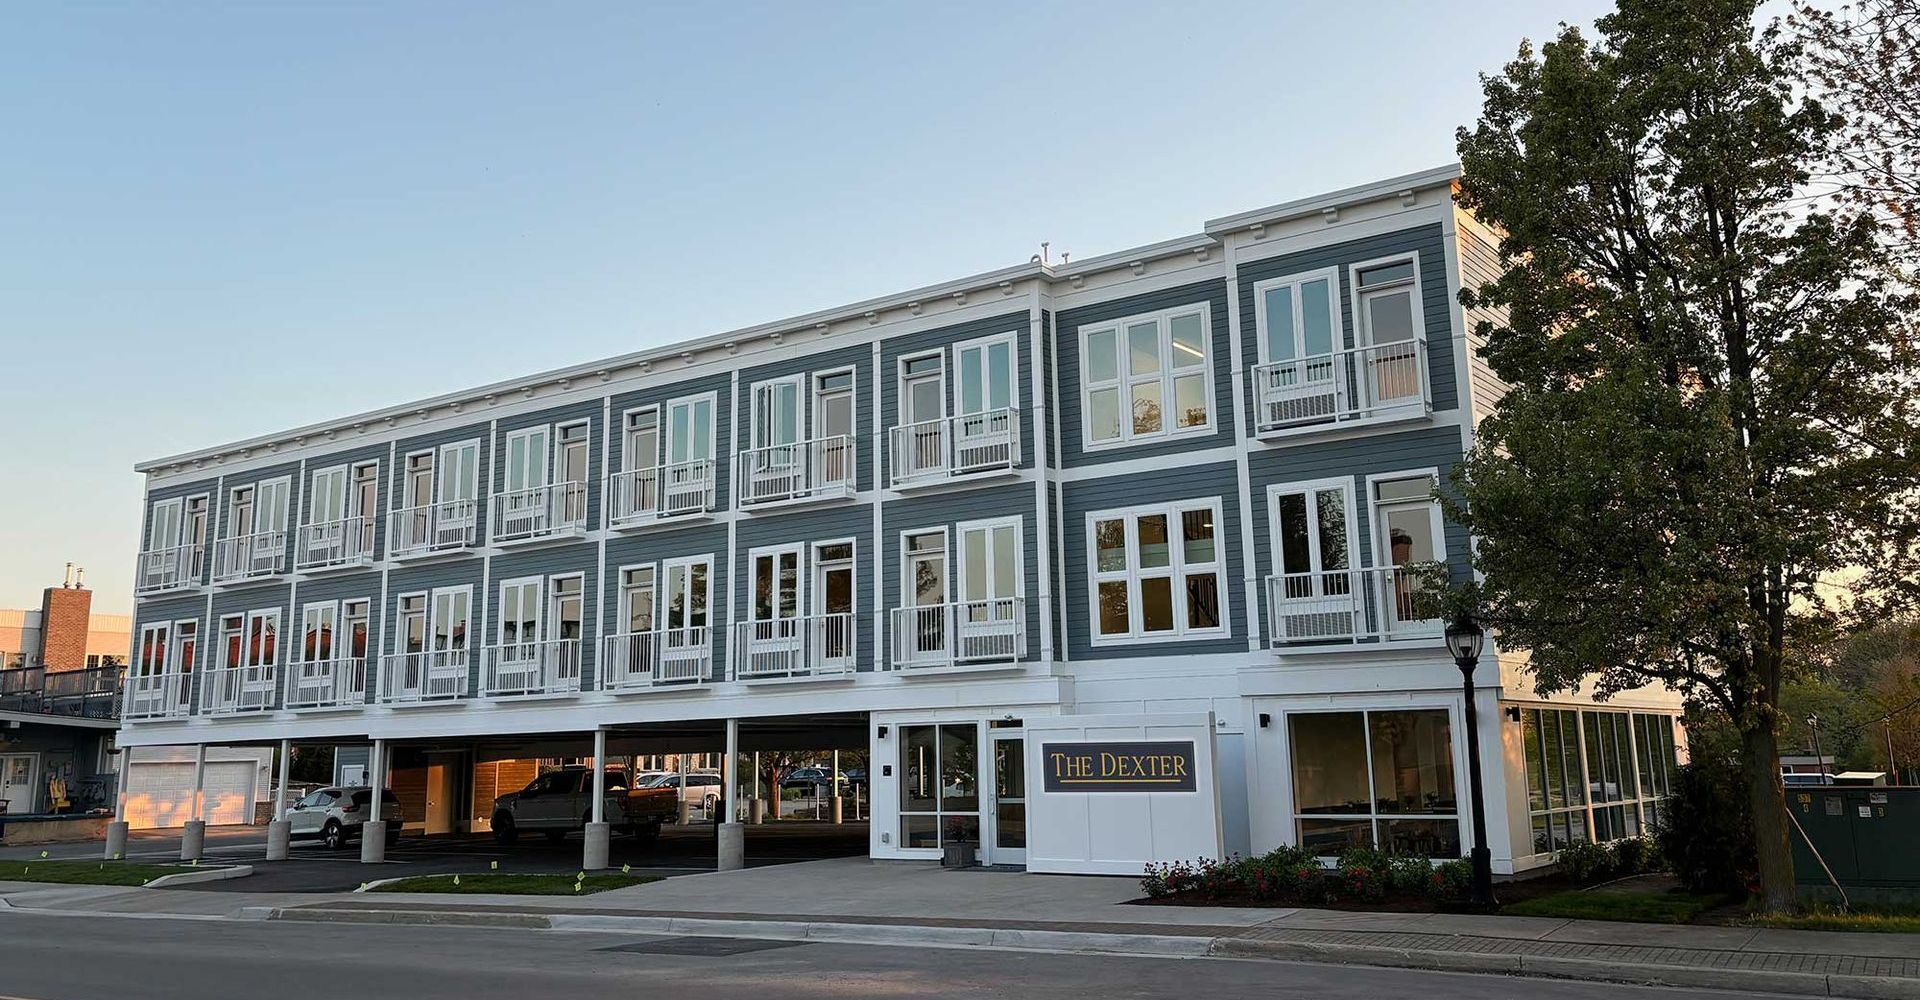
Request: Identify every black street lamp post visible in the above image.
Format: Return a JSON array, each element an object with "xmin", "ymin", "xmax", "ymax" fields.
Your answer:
[{"xmin": 1445, "ymin": 615, "xmax": 1497, "ymax": 909}]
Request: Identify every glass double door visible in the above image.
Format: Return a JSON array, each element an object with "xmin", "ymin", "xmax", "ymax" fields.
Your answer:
[{"xmin": 989, "ymin": 733, "xmax": 1026, "ymax": 865}]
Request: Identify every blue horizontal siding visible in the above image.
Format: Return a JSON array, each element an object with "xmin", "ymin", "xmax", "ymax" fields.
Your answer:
[
  {"xmin": 879, "ymin": 481, "xmax": 1043, "ymax": 663},
  {"xmin": 878, "ymin": 311, "xmax": 1034, "ymax": 485}
]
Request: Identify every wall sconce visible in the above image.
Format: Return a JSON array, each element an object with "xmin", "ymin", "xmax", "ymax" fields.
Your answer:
[
  {"xmin": 1258, "ymin": 713, "xmax": 1272, "ymax": 729},
  {"xmin": 876, "ymin": 726, "xmax": 889, "ymax": 740},
  {"xmin": 1504, "ymin": 706, "xmax": 1522, "ymax": 723}
]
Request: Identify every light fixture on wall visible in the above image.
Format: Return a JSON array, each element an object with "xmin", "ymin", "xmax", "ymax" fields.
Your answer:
[
  {"xmin": 1258, "ymin": 713, "xmax": 1272, "ymax": 729},
  {"xmin": 876, "ymin": 726, "xmax": 889, "ymax": 740}
]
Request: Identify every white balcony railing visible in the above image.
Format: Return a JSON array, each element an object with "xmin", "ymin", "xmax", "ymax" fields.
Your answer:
[
  {"xmin": 597, "ymin": 629, "xmax": 711, "ymax": 691},
  {"xmin": 490, "ymin": 481, "xmax": 589, "ymax": 544},
  {"xmin": 123, "ymin": 670, "xmax": 193, "ymax": 720},
  {"xmin": 283, "ymin": 657, "xmax": 369, "ymax": 710},
  {"xmin": 387, "ymin": 500, "xmax": 478, "ymax": 558},
  {"xmin": 199, "ymin": 663, "xmax": 279, "ymax": 715},
  {"xmin": 732, "ymin": 613, "xmax": 857, "ymax": 680},
  {"xmin": 378, "ymin": 649, "xmax": 470, "ymax": 703},
  {"xmin": 734, "ymin": 436, "xmax": 856, "ymax": 507},
  {"xmin": 135, "ymin": 544, "xmax": 203, "ymax": 595},
  {"xmin": 1263, "ymin": 566, "xmax": 1446, "ymax": 646},
  {"xmin": 481, "ymin": 638, "xmax": 582, "ymax": 697},
  {"xmin": 296, "ymin": 516, "xmax": 377, "ymax": 571},
  {"xmin": 211, "ymin": 531, "xmax": 288, "ymax": 584},
  {"xmin": 889, "ymin": 598, "xmax": 1025, "ymax": 670},
  {"xmin": 890, "ymin": 408, "xmax": 1021, "ymax": 486},
  {"xmin": 1251, "ymin": 340, "xmax": 1430, "ymax": 433},
  {"xmin": 607, "ymin": 460, "xmax": 717, "ymax": 527}
]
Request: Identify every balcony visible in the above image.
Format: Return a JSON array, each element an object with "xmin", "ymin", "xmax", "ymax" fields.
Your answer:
[
  {"xmin": 1263, "ymin": 566, "xmax": 1446, "ymax": 647},
  {"xmin": 387, "ymin": 501, "xmax": 478, "ymax": 560},
  {"xmin": 597, "ymin": 629, "xmax": 710, "ymax": 691},
  {"xmin": 734, "ymin": 436, "xmax": 856, "ymax": 509},
  {"xmin": 135, "ymin": 544, "xmax": 203, "ymax": 595},
  {"xmin": 283, "ymin": 657, "xmax": 368, "ymax": 710},
  {"xmin": 890, "ymin": 408, "xmax": 1021, "ymax": 488},
  {"xmin": 1251, "ymin": 340, "xmax": 1431, "ymax": 436},
  {"xmin": 378, "ymin": 650, "xmax": 470, "ymax": 703},
  {"xmin": 481, "ymin": 639, "xmax": 582, "ymax": 697},
  {"xmin": 732, "ymin": 613, "xmax": 857, "ymax": 681},
  {"xmin": 211, "ymin": 530, "xmax": 288, "ymax": 585},
  {"xmin": 606, "ymin": 460, "xmax": 717, "ymax": 529},
  {"xmin": 199, "ymin": 663, "xmax": 279, "ymax": 715},
  {"xmin": 123, "ymin": 670, "xmax": 193, "ymax": 720},
  {"xmin": 0, "ymin": 666, "xmax": 123, "ymax": 720},
  {"xmin": 889, "ymin": 598, "xmax": 1025, "ymax": 671},
  {"xmin": 296, "ymin": 516, "xmax": 377, "ymax": 572},
  {"xmin": 491, "ymin": 482, "xmax": 589, "ymax": 546}
]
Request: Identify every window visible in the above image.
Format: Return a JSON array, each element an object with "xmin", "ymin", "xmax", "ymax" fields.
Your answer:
[
  {"xmin": 1352, "ymin": 256, "xmax": 1426, "ymax": 409},
  {"xmin": 1520, "ymin": 708, "xmax": 1679, "ymax": 854},
  {"xmin": 1080, "ymin": 305, "xmax": 1212, "ymax": 447},
  {"xmin": 899, "ymin": 723, "xmax": 980, "ymax": 848},
  {"xmin": 1255, "ymin": 269, "xmax": 1341, "ymax": 368},
  {"xmin": 620, "ymin": 566, "xmax": 657, "ymax": 634},
  {"xmin": 1087, "ymin": 499, "xmax": 1226, "ymax": 643},
  {"xmin": 1289, "ymin": 709, "xmax": 1459, "ymax": 858}
]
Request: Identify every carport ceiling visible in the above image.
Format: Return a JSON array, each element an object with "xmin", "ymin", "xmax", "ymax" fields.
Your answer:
[{"xmin": 379, "ymin": 712, "xmax": 870, "ymax": 763}]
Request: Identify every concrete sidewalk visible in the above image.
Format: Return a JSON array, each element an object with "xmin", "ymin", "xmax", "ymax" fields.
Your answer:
[{"xmin": 6, "ymin": 858, "xmax": 1920, "ymax": 998}]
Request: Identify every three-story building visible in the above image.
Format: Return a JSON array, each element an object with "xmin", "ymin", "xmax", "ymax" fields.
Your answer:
[{"xmin": 118, "ymin": 165, "xmax": 1683, "ymax": 875}]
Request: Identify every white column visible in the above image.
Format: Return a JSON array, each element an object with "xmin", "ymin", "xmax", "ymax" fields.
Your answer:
[
  {"xmin": 831, "ymin": 749, "xmax": 843, "ymax": 825},
  {"xmin": 105, "ymin": 745, "xmax": 131, "ymax": 860},
  {"xmin": 190, "ymin": 744, "xmax": 207, "ymax": 821},
  {"xmin": 718, "ymin": 719, "xmax": 744, "ymax": 869},
  {"xmin": 367, "ymin": 740, "xmax": 385, "ymax": 824},
  {"xmin": 590, "ymin": 730, "xmax": 607, "ymax": 825},
  {"xmin": 273, "ymin": 739, "xmax": 292, "ymax": 820}
]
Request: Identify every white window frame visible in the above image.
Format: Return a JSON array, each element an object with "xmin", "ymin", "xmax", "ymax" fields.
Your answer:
[
  {"xmin": 309, "ymin": 464, "xmax": 350, "ymax": 524},
  {"xmin": 622, "ymin": 405, "xmax": 662, "ymax": 472},
  {"xmin": 662, "ymin": 391, "xmax": 719, "ymax": 466},
  {"xmin": 437, "ymin": 439, "xmax": 482, "ymax": 505},
  {"xmin": 547, "ymin": 572, "xmax": 585, "ymax": 641},
  {"xmin": 497, "ymin": 575, "xmax": 545, "ymax": 646},
  {"xmin": 1077, "ymin": 302, "xmax": 1215, "ymax": 451},
  {"xmin": 952, "ymin": 332, "xmax": 1018, "ymax": 418},
  {"xmin": 501, "ymin": 426, "xmax": 553, "ymax": 495},
  {"xmin": 1251, "ymin": 267, "xmax": 1346, "ymax": 367},
  {"xmin": 617, "ymin": 563, "xmax": 658, "ymax": 634},
  {"xmin": 898, "ymin": 525, "xmax": 951, "ymax": 608},
  {"xmin": 749, "ymin": 375, "xmax": 805, "ymax": 451},
  {"xmin": 955, "ymin": 515, "xmax": 1025, "ymax": 605},
  {"xmin": 1364, "ymin": 469, "xmax": 1448, "ymax": 568},
  {"xmin": 1265, "ymin": 477, "xmax": 1359, "ymax": 580},
  {"xmin": 1347, "ymin": 251, "xmax": 1426, "ymax": 351},
  {"xmin": 896, "ymin": 351, "xmax": 947, "ymax": 426},
  {"xmin": 1279, "ymin": 700, "xmax": 1468, "ymax": 859},
  {"xmin": 660, "ymin": 554, "xmax": 714, "ymax": 635},
  {"xmin": 747, "ymin": 542, "xmax": 806, "ymax": 623},
  {"xmin": 1084, "ymin": 497, "xmax": 1230, "ymax": 646},
  {"xmin": 812, "ymin": 537, "xmax": 858, "ymax": 617}
]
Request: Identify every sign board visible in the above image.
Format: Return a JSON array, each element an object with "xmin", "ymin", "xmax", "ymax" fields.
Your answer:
[{"xmin": 1040, "ymin": 741, "xmax": 1199, "ymax": 793}]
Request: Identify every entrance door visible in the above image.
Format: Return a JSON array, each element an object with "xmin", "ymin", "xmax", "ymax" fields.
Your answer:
[
  {"xmin": 424, "ymin": 762, "xmax": 455, "ymax": 835},
  {"xmin": 989, "ymin": 734, "xmax": 1027, "ymax": 865},
  {"xmin": 0, "ymin": 755, "xmax": 36, "ymax": 815}
]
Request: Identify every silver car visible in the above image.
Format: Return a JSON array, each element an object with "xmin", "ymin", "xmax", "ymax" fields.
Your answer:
[{"xmin": 286, "ymin": 786, "xmax": 405, "ymax": 850}]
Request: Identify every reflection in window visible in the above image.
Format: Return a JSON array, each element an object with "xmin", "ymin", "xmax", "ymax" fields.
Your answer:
[{"xmin": 1288, "ymin": 709, "xmax": 1460, "ymax": 858}]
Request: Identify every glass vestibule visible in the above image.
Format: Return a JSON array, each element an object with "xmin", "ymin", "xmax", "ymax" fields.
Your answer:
[
  {"xmin": 1289, "ymin": 708, "xmax": 1460, "ymax": 857},
  {"xmin": 899, "ymin": 723, "xmax": 980, "ymax": 848}
]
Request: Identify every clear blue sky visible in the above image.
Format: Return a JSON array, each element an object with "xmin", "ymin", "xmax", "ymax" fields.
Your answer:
[{"xmin": 0, "ymin": 1, "xmax": 1609, "ymax": 614}]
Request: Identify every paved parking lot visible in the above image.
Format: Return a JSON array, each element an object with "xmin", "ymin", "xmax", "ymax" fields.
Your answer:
[{"xmin": 0, "ymin": 821, "xmax": 869, "ymax": 892}]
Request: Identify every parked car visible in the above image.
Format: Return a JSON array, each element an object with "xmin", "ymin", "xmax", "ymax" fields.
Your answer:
[
  {"xmin": 286, "ymin": 786, "xmax": 404, "ymax": 850},
  {"xmin": 491, "ymin": 766, "xmax": 677, "ymax": 844},
  {"xmin": 639, "ymin": 771, "xmax": 724, "ymax": 818},
  {"xmin": 779, "ymin": 766, "xmax": 847, "ymax": 790}
]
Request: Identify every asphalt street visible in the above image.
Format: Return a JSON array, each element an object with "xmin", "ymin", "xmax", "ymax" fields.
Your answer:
[
  {"xmin": 0, "ymin": 822, "xmax": 869, "ymax": 892},
  {"xmin": 0, "ymin": 909, "xmax": 1788, "ymax": 1000}
]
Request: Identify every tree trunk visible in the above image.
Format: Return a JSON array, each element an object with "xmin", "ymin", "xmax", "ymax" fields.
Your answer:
[{"xmin": 1740, "ymin": 721, "xmax": 1798, "ymax": 911}]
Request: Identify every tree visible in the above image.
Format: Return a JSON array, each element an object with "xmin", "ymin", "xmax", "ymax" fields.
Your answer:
[
  {"xmin": 1452, "ymin": 0, "xmax": 1920, "ymax": 910},
  {"xmin": 1791, "ymin": 0, "xmax": 1920, "ymax": 251}
]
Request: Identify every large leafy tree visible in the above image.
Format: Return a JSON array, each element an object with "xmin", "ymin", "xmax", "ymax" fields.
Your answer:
[{"xmin": 1452, "ymin": 0, "xmax": 1920, "ymax": 910}]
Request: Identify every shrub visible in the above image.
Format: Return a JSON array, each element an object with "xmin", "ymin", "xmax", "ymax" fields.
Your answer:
[
  {"xmin": 1427, "ymin": 859, "xmax": 1473, "ymax": 901},
  {"xmin": 1657, "ymin": 758, "xmax": 1755, "ymax": 896},
  {"xmin": 1141, "ymin": 859, "xmax": 1202, "ymax": 898},
  {"xmin": 1388, "ymin": 855, "xmax": 1438, "ymax": 896},
  {"xmin": 1609, "ymin": 836, "xmax": 1661, "ymax": 876},
  {"xmin": 1335, "ymin": 847, "xmax": 1389, "ymax": 902},
  {"xmin": 1556, "ymin": 840, "xmax": 1614, "ymax": 884}
]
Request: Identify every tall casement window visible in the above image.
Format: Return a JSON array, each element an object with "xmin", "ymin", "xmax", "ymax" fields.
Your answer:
[
  {"xmin": 1080, "ymin": 304, "xmax": 1213, "ymax": 448},
  {"xmin": 1266, "ymin": 480, "xmax": 1359, "ymax": 643},
  {"xmin": 1371, "ymin": 474, "xmax": 1447, "ymax": 636},
  {"xmin": 1087, "ymin": 498, "xmax": 1227, "ymax": 643},
  {"xmin": 1350, "ymin": 255, "xmax": 1425, "ymax": 408},
  {"xmin": 1289, "ymin": 709, "xmax": 1460, "ymax": 858},
  {"xmin": 1521, "ymin": 708, "xmax": 1679, "ymax": 854},
  {"xmin": 899, "ymin": 723, "xmax": 980, "ymax": 848},
  {"xmin": 613, "ymin": 394, "xmax": 717, "ymax": 520}
]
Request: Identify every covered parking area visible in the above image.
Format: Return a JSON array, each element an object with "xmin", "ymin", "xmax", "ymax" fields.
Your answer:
[{"xmin": 108, "ymin": 711, "xmax": 873, "ymax": 876}]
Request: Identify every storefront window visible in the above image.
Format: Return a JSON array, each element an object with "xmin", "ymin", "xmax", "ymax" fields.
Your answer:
[
  {"xmin": 1522, "ymin": 707, "xmax": 1677, "ymax": 854},
  {"xmin": 1289, "ymin": 709, "xmax": 1460, "ymax": 857},
  {"xmin": 899, "ymin": 723, "xmax": 980, "ymax": 848}
]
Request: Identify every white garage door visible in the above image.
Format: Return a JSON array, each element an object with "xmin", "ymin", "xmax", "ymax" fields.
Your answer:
[{"xmin": 125, "ymin": 761, "xmax": 256, "ymax": 829}]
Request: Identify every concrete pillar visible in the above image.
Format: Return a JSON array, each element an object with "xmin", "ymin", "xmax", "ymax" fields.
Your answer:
[
  {"xmin": 831, "ymin": 750, "xmax": 843, "ymax": 825},
  {"xmin": 719, "ymin": 718, "xmax": 743, "ymax": 870},
  {"xmin": 361, "ymin": 738, "xmax": 386, "ymax": 864},
  {"xmin": 749, "ymin": 798, "xmax": 765, "ymax": 824},
  {"xmin": 677, "ymin": 752, "xmax": 691, "ymax": 824},
  {"xmin": 583, "ymin": 822, "xmax": 611, "ymax": 870},
  {"xmin": 266, "ymin": 738, "xmax": 292, "ymax": 861},
  {"xmin": 583, "ymin": 730, "xmax": 608, "ymax": 870},
  {"xmin": 181, "ymin": 745, "xmax": 207, "ymax": 861},
  {"xmin": 105, "ymin": 746, "xmax": 130, "ymax": 861}
]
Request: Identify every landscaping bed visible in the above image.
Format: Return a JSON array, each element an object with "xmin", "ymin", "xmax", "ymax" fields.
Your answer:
[
  {"xmin": 0, "ymin": 860, "xmax": 204, "ymax": 886},
  {"xmin": 368, "ymin": 873, "xmax": 660, "ymax": 896}
]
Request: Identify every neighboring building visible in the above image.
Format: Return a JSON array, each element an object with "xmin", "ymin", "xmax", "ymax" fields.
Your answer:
[
  {"xmin": 0, "ymin": 568, "xmax": 126, "ymax": 815},
  {"xmin": 116, "ymin": 165, "xmax": 1683, "ymax": 874}
]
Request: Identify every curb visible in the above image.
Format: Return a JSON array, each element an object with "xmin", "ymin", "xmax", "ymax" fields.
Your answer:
[
  {"xmin": 143, "ymin": 865, "xmax": 253, "ymax": 889},
  {"xmin": 251, "ymin": 905, "xmax": 1920, "ymax": 998}
]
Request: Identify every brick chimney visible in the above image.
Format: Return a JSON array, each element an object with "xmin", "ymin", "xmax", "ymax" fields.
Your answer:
[{"xmin": 39, "ymin": 570, "xmax": 93, "ymax": 672}]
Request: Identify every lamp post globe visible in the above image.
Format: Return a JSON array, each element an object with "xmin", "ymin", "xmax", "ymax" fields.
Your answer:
[{"xmin": 1446, "ymin": 615, "xmax": 1497, "ymax": 909}]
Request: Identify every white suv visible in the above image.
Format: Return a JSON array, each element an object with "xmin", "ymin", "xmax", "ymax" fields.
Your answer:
[{"xmin": 286, "ymin": 786, "xmax": 405, "ymax": 850}]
